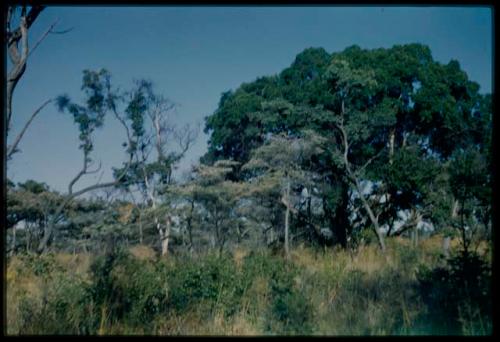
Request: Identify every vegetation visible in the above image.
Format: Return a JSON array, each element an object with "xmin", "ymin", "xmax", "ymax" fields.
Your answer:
[
  {"xmin": 5, "ymin": 7, "xmax": 492, "ymax": 335},
  {"xmin": 6, "ymin": 238, "xmax": 491, "ymax": 335}
]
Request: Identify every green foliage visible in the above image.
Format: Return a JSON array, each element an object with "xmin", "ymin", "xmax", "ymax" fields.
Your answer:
[
  {"xmin": 56, "ymin": 69, "xmax": 114, "ymax": 154},
  {"xmin": 6, "ymin": 43, "xmax": 493, "ymax": 335},
  {"xmin": 449, "ymin": 148, "xmax": 489, "ymax": 203},
  {"xmin": 416, "ymin": 252, "xmax": 492, "ymax": 334},
  {"xmin": 384, "ymin": 145, "xmax": 440, "ymax": 209},
  {"xmin": 203, "ymin": 43, "xmax": 493, "ymax": 249}
]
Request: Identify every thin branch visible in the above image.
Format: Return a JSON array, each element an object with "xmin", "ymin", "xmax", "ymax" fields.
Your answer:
[
  {"xmin": 49, "ymin": 27, "xmax": 74, "ymax": 35},
  {"xmin": 27, "ymin": 18, "xmax": 60, "ymax": 58},
  {"xmin": 68, "ymin": 152, "xmax": 89, "ymax": 195},
  {"xmin": 356, "ymin": 148, "xmax": 385, "ymax": 177},
  {"xmin": 7, "ymin": 99, "xmax": 53, "ymax": 159}
]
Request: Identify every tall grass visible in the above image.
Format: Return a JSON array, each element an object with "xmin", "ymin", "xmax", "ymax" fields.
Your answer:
[{"xmin": 5, "ymin": 235, "xmax": 491, "ymax": 335}]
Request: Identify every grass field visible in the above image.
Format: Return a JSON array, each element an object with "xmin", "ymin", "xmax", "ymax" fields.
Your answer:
[{"xmin": 5, "ymin": 235, "xmax": 492, "ymax": 335}]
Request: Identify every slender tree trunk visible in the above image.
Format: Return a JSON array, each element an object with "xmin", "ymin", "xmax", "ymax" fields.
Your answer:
[
  {"xmin": 187, "ymin": 200, "xmax": 194, "ymax": 252},
  {"xmin": 161, "ymin": 216, "xmax": 171, "ymax": 256},
  {"xmin": 284, "ymin": 178, "xmax": 291, "ymax": 260},
  {"xmin": 137, "ymin": 207, "xmax": 143, "ymax": 245},
  {"xmin": 413, "ymin": 225, "xmax": 418, "ymax": 247},
  {"xmin": 460, "ymin": 199, "xmax": 469, "ymax": 257},
  {"xmin": 161, "ymin": 234, "xmax": 169, "ymax": 256},
  {"xmin": 389, "ymin": 129, "xmax": 395, "ymax": 165},
  {"xmin": 451, "ymin": 199, "xmax": 459, "ymax": 219},
  {"xmin": 26, "ymin": 226, "xmax": 31, "ymax": 253},
  {"xmin": 10, "ymin": 226, "xmax": 17, "ymax": 257}
]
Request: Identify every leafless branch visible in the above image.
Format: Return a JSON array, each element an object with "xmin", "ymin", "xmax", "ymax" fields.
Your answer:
[
  {"xmin": 49, "ymin": 27, "xmax": 74, "ymax": 35},
  {"xmin": 28, "ymin": 18, "xmax": 60, "ymax": 58},
  {"xmin": 7, "ymin": 99, "xmax": 52, "ymax": 160},
  {"xmin": 175, "ymin": 123, "xmax": 199, "ymax": 156}
]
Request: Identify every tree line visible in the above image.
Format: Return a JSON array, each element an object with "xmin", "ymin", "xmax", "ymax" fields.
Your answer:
[{"xmin": 5, "ymin": 6, "xmax": 491, "ymax": 259}]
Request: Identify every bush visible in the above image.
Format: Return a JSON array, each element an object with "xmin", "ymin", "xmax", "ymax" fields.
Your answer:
[
  {"xmin": 164, "ymin": 252, "xmax": 244, "ymax": 317},
  {"xmin": 416, "ymin": 251, "xmax": 492, "ymax": 335}
]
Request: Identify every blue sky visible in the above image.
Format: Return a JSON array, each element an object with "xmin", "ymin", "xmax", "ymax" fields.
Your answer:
[{"xmin": 7, "ymin": 6, "xmax": 492, "ymax": 193}]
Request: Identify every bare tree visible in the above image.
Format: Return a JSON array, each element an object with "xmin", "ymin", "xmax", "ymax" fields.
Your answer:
[{"xmin": 115, "ymin": 86, "xmax": 198, "ymax": 256}]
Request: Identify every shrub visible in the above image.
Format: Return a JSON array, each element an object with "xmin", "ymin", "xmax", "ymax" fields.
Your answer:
[{"xmin": 416, "ymin": 251, "xmax": 492, "ymax": 334}]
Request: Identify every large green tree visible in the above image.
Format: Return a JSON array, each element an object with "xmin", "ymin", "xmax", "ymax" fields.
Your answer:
[{"xmin": 203, "ymin": 44, "xmax": 491, "ymax": 251}]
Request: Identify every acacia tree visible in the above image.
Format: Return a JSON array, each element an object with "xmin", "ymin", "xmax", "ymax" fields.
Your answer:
[
  {"xmin": 7, "ymin": 179, "xmax": 64, "ymax": 254},
  {"xmin": 6, "ymin": 5, "xmax": 70, "ymax": 160},
  {"xmin": 176, "ymin": 160, "xmax": 246, "ymax": 255},
  {"xmin": 242, "ymin": 131, "xmax": 325, "ymax": 259}
]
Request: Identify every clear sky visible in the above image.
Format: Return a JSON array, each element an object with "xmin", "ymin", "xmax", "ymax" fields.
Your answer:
[{"xmin": 7, "ymin": 6, "xmax": 493, "ymax": 193}]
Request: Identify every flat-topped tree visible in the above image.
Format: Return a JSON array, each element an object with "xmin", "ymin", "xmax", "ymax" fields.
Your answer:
[
  {"xmin": 173, "ymin": 161, "xmax": 246, "ymax": 255},
  {"xmin": 242, "ymin": 131, "xmax": 326, "ymax": 259}
]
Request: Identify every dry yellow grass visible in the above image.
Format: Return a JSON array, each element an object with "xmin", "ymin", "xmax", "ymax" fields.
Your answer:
[
  {"xmin": 129, "ymin": 245, "xmax": 157, "ymax": 261},
  {"xmin": 232, "ymin": 247, "xmax": 249, "ymax": 269},
  {"xmin": 6, "ymin": 235, "xmax": 491, "ymax": 336},
  {"xmin": 348, "ymin": 244, "xmax": 393, "ymax": 274},
  {"xmin": 54, "ymin": 252, "xmax": 92, "ymax": 277}
]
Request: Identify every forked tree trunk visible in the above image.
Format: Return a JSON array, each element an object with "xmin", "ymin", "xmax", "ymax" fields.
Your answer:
[
  {"xmin": 336, "ymin": 101, "xmax": 386, "ymax": 253},
  {"xmin": 354, "ymin": 179, "xmax": 386, "ymax": 252}
]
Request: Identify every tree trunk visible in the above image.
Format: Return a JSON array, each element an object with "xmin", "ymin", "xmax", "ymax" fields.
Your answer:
[
  {"xmin": 10, "ymin": 226, "xmax": 17, "ymax": 257},
  {"xmin": 442, "ymin": 236, "xmax": 451, "ymax": 258},
  {"xmin": 161, "ymin": 216, "xmax": 171, "ymax": 256},
  {"xmin": 451, "ymin": 199, "xmax": 459, "ymax": 219},
  {"xmin": 138, "ymin": 210, "xmax": 143, "ymax": 245},
  {"xmin": 161, "ymin": 235, "xmax": 169, "ymax": 256},
  {"xmin": 332, "ymin": 181, "xmax": 349, "ymax": 248},
  {"xmin": 284, "ymin": 178, "xmax": 291, "ymax": 260},
  {"xmin": 335, "ymin": 105, "xmax": 385, "ymax": 253},
  {"xmin": 389, "ymin": 129, "xmax": 395, "ymax": 165},
  {"xmin": 39, "ymin": 219, "xmax": 55, "ymax": 253},
  {"xmin": 352, "ymin": 177, "xmax": 386, "ymax": 252}
]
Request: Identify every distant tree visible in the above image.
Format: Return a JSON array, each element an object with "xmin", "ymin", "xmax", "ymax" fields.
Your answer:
[
  {"xmin": 7, "ymin": 180, "xmax": 65, "ymax": 254},
  {"xmin": 242, "ymin": 131, "xmax": 326, "ymax": 259},
  {"xmin": 175, "ymin": 161, "xmax": 246, "ymax": 255}
]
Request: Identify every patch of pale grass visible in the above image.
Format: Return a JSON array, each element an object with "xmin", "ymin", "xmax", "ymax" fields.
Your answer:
[
  {"xmin": 232, "ymin": 247, "xmax": 249, "ymax": 269},
  {"xmin": 129, "ymin": 245, "xmax": 157, "ymax": 261},
  {"xmin": 348, "ymin": 244, "xmax": 391, "ymax": 275}
]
